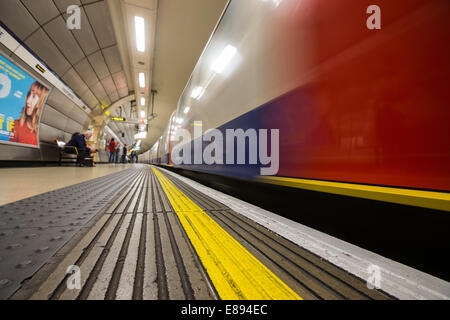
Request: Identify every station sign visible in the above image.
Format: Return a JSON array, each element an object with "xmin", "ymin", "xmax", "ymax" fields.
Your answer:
[{"xmin": 111, "ymin": 117, "xmax": 125, "ymax": 122}]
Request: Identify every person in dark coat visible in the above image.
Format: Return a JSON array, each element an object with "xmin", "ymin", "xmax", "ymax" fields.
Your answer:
[
  {"xmin": 122, "ymin": 144, "xmax": 128, "ymax": 163},
  {"xmin": 131, "ymin": 150, "xmax": 137, "ymax": 163},
  {"xmin": 66, "ymin": 132, "xmax": 96, "ymax": 157}
]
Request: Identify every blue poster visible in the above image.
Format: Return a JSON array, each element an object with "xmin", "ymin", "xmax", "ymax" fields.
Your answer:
[{"xmin": 0, "ymin": 53, "xmax": 50, "ymax": 147}]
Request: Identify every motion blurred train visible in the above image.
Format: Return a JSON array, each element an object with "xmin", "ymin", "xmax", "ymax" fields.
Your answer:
[{"xmin": 140, "ymin": 0, "xmax": 450, "ymax": 200}]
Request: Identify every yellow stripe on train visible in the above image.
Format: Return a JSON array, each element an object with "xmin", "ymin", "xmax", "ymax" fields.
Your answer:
[{"xmin": 255, "ymin": 176, "xmax": 450, "ymax": 212}]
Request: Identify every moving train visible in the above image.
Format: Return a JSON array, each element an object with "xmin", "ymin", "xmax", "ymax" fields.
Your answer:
[{"xmin": 140, "ymin": 0, "xmax": 450, "ymax": 203}]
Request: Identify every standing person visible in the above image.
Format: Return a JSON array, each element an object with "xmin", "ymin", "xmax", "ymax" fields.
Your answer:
[
  {"xmin": 9, "ymin": 81, "xmax": 49, "ymax": 146},
  {"xmin": 115, "ymin": 144, "xmax": 121, "ymax": 164},
  {"xmin": 105, "ymin": 138, "xmax": 110, "ymax": 161},
  {"xmin": 131, "ymin": 150, "xmax": 137, "ymax": 163},
  {"xmin": 108, "ymin": 138, "xmax": 117, "ymax": 163},
  {"xmin": 122, "ymin": 144, "xmax": 128, "ymax": 163}
]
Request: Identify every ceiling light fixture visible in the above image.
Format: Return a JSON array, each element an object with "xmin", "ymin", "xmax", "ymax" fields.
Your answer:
[
  {"xmin": 139, "ymin": 72, "xmax": 145, "ymax": 88},
  {"xmin": 135, "ymin": 16, "xmax": 145, "ymax": 52},
  {"xmin": 184, "ymin": 106, "xmax": 191, "ymax": 114}
]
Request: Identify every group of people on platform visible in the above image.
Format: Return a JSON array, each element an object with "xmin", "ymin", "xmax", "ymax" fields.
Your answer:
[
  {"xmin": 106, "ymin": 138, "xmax": 138, "ymax": 164},
  {"xmin": 63, "ymin": 133, "xmax": 138, "ymax": 165}
]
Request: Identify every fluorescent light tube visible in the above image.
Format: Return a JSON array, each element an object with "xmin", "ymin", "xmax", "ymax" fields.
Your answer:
[
  {"xmin": 139, "ymin": 72, "xmax": 145, "ymax": 88},
  {"xmin": 135, "ymin": 16, "xmax": 145, "ymax": 52}
]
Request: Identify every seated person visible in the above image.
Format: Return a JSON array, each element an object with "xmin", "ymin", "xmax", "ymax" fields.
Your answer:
[{"xmin": 66, "ymin": 132, "xmax": 97, "ymax": 158}]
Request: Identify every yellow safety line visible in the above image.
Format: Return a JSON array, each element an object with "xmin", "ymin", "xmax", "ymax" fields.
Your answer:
[
  {"xmin": 152, "ymin": 167, "xmax": 302, "ymax": 300},
  {"xmin": 255, "ymin": 176, "xmax": 450, "ymax": 212}
]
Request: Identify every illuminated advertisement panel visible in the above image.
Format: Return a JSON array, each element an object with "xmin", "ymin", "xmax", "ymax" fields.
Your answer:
[{"xmin": 0, "ymin": 53, "xmax": 50, "ymax": 148}]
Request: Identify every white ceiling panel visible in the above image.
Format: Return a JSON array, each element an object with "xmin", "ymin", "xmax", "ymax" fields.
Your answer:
[
  {"xmin": 24, "ymin": 28, "xmax": 71, "ymax": 75},
  {"xmin": 0, "ymin": 0, "xmax": 39, "ymax": 40},
  {"xmin": 41, "ymin": 104, "xmax": 69, "ymax": 131},
  {"xmin": 45, "ymin": 101, "xmax": 75, "ymax": 121},
  {"xmin": 39, "ymin": 123, "xmax": 64, "ymax": 143},
  {"xmin": 90, "ymin": 82, "xmax": 111, "ymax": 106},
  {"xmin": 44, "ymin": 16, "xmax": 85, "ymax": 64},
  {"xmin": 90, "ymin": 81, "xmax": 108, "ymax": 100},
  {"xmin": 109, "ymin": 90, "xmax": 120, "ymax": 103},
  {"xmin": 112, "ymin": 71, "xmax": 128, "ymax": 90},
  {"xmin": 118, "ymin": 87, "xmax": 130, "ymax": 98},
  {"xmin": 88, "ymin": 50, "xmax": 110, "ymax": 80},
  {"xmin": 65, "ymin": 118, "xmax": 83, "ymax": 135},
  {"xmin": 46, "ymin": 87, "xmax": 75, "ymax": 112},
  {"xmin": 64, "ymin": 9, "xmax": 100, "ymax": 56},
  {"xmin": 62, "ymin": 67, "xmax": 89, "ymax": 97},
  {"xmin": 84, "ymin": 1, "xmax": 116, "ymax": 48},
  {"xmin": 73, "ymin": 58, "xmax": 99, "ymax": 87},
  {"xmin": 53, "ymin": 0, "xmax": 82, "ymax": 13},
  {"xmin": 80, "ymin": 89, "xmax": 99, "ymax": 109},
  {"xmin": 21, "ymin": 0, "xmax": 60, "ymax": 25},
  {"xmin": 102, "ymin": 46, "xmax": 122, "ymax": 74},
  {"xmin": 68, "ymin": 107, "xmax": 89, "ymax": 125},
  {"xmin": 101, "ymin": 75, "xmax": 117, "ymax": 95}
]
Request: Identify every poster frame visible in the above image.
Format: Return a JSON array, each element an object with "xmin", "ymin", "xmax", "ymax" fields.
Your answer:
[{"xmin": 0, "ymin": 51, "xmax": 52, "ymax": 149}]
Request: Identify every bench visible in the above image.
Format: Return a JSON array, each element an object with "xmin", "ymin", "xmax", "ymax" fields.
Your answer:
[{"xmin": 56, "ymin": 139, "xmax": 94, "ymax": 167}]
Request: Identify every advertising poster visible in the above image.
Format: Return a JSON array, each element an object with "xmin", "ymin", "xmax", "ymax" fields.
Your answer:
[{"xmin": 0, "ymin": 53, "xmax": 50, "ymax": 148}]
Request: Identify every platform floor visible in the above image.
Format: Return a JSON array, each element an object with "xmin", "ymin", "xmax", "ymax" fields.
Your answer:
[
  {"xmin": 0, "ymin": 165, "xmax": 133, "ymax": 207},
  {"xmin": 0, "ymin": 164, "xmax": 398, "ymax": 300}
]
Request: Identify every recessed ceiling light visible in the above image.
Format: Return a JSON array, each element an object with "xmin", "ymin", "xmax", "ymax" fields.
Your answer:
[
  {"xmin": 135, "ymin": 16, "xmax": 145, "ymax": 52},
  {"xmin": 139, "ymin": 73, "xmax": 145, "ymax": 88}
]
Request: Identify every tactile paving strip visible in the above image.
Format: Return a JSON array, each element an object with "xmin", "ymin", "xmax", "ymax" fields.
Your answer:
[
  {"xmin": 158, "ymin": 169, "xmax": 394, "ymax": 300},
  {"xmin": 18, "ymin": 168, "xmax": 216, "ymax": 300},
  {"xmin": 0, "ymin": 167, "xmax": 141, "ymax": 300}
]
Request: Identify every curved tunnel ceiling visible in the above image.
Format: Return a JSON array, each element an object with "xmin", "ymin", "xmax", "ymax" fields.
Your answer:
[
  {"xmin": 0, "ymin": 0, "xmax": 228, "ymax": 153},
  {"xmin": 143, "ymin": 0, "xmax": 228, "ymax": 151},
  {"xmin": 0, "ymin": 0, "xmax": 129, "ymax": 111}
]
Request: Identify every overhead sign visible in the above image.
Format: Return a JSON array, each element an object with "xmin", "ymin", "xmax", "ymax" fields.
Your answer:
[
  {"xmin": 35, "ymin": 64, "xmax": 45, "ymax": 74},
  {"xmin": 0, "ymin": 53, "xmax": 50, "ymax": 148},
  {"xmin": 111, "ymin": 117, "xmax": 125, "ymax": 122}
]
